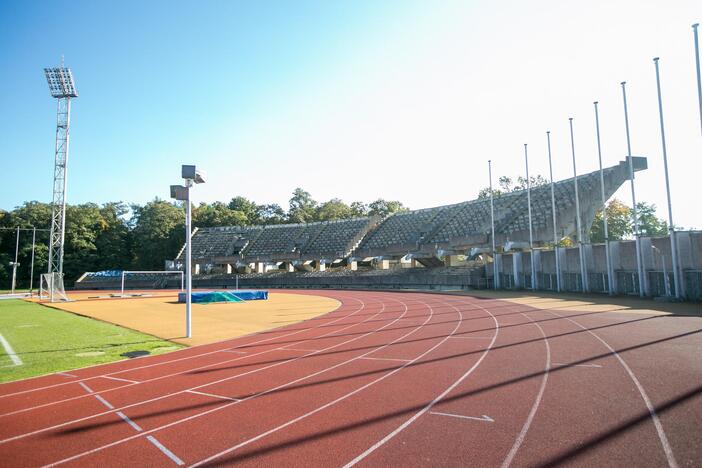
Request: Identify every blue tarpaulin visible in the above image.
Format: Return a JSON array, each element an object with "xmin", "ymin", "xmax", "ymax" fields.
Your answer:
[{"xmin": 177, "ymin": 290, "xmax": 268, "ymax": 303}]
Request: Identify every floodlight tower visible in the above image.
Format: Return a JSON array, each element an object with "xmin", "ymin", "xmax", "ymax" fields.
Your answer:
[{"xmin": 44, "ymin": 60, "xmax": 78, "ymax": 275}]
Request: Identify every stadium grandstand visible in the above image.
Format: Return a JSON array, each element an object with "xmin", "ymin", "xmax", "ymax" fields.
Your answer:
[{"xmin": 75, "ymin": 157, "xmax": 702, "ymax": 300}]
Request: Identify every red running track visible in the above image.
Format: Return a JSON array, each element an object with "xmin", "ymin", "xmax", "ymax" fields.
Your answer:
[{"xmin": 0, "ymin": 290, "xmax": 701, "ymax": 467}]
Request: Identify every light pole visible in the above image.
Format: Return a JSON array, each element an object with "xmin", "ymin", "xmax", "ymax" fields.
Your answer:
[
  {"xmin": 489, "ymin": 160, "xmax": 498, "ymax": 289},
  {"xmin": 524, "ymin": 144, "xmax": 536, "ymax": 289},
  {"xmin": 569, "ymin": 118, "xmax": 588, "ymax": 293},
  {"xmin": 171, "ymin": 165, "xmax": 206, "ymax": 338},
  {"xmin": 594, "ymin": 102, "xmax": 614, "ymax": 294},
  {"xmin": 547, "ymin": 131, "xmax": 561, "ymax": 292}
]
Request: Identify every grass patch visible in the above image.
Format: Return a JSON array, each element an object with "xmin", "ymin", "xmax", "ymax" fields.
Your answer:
[{"xmin": 0, "ymin": 299, "xmax": 184, "ymax": 383}]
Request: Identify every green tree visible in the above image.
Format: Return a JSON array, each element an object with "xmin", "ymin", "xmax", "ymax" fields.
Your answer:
[
  {"xmin": 367, "ymin": 199, "xmax": 408, "ymax": 217},
  {"xmin": 256, "ymin": 203, "xmax": 286, "ymax": 225},
  {"xmin": 130, "ymin": 199, "xmax": 185, "ymax": 270},
  {"xmin": 288, "ymin": 188, "xmax": 318, "ymax": 223},
  {"xmin": 227, "ymin": 196, "xmax": 258, "ymax": 225},
  {"xmin": 350, "ymin": 201, "xmax": 368, "ymax": 217},
  {"xmin": 636, "ymin": 202, "xmax": 668, "ymax": 237},
  {"xmin": 317, "ymin": 199, "xmax": 354, "ymax": 221},
  {"xmin": 478, "ymin": 174, "xmax": 548, "ymax": 199},
  {"xmin": 589, "ymin": 199, "xmax": 633, "ymax": 243},
  {"xmin": 194, "ymin": 202, "xmax": 247, "ymax": 227}
]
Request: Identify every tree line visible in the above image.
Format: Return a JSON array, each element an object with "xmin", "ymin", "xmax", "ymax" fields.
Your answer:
[
  {"xmin": 0, "ymin": 184, "xmax": 670, "ymax": 288},
  {"xmin": 0, "ymin": 189, "xmax": 407, "ymax": 287}
]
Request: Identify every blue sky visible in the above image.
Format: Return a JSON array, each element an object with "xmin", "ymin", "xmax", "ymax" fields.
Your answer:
[{"xmin": 1, "ymin": 1, "xmax": 701, "ymax": 228}]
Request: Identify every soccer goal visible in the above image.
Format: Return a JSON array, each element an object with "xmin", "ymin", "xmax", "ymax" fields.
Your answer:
[
  {"xmin": 120, "ymin": 270, "xmax": 185, "ymax": 295},
  {"xmin": 39, "ymin": 272, "xmax": 70, "ymax": 302}
]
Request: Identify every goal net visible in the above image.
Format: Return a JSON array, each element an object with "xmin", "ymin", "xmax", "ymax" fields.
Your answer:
[
  {"xmin": 39, "ymin": 272, "xmax": 70, "ymax": 302},
  {"xmin": 120, "ymin": 271, "xmax": 184, "ymax": 295}
]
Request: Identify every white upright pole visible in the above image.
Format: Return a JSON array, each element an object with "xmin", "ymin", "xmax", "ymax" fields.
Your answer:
[
  {"xmin": 654, "ymin": 58, "xmax": 683, "ymax": 299},
  {"xmin": 11, "ymin": 226, "xmax": 20, "ymax": 294},
  {"xmin": 621, "ymin": 82, "xmax": 646, "ymax": 297},
  {"xmin": 121, "ymin": 272, "xmax": 125, "ymax": 296},
  {"xmin": 29, "ymin": 227, "xmax": 36, "ymax": 296},
  {"xmin": 524, "ymin": 144, "xmax": 536, "ymax": 289},
  {"xmin": 547, "ymin": 131, "xmax": 561, "ymax": 292},
  {"xmin": 569, "ymin": 118, "xmax": 588, "ymax": 293},
  {"xmin": 693, "ymin": 24, "xmax": 702, "ymax": 136},
  {"xmin": 181, "ymin": 271, "xmax": 184, "ymax": 291},
  {"xmin": 489, "ymin": 160, "xmax": 498, "ymax": 289},
  {"xmin": 594, "ymin": 102, "xmax": 614, "ymax": 294},
  {"xmin": 186, "ymin": 181, "xmax": 193, "ymax": 338}
]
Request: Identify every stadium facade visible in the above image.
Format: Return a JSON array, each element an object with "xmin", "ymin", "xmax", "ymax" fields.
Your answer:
[{"xmin": 76, "ymin": 157, "xmax": 702, "ymax": 300}]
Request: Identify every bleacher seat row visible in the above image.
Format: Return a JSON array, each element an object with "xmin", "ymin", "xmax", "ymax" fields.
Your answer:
[{"xmin": 176, "ymin": 159, "xmax": 641, "ymax": 264}]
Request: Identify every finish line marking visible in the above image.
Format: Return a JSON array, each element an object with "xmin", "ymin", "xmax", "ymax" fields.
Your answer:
[
  {"xmin": 430, "ymin": 411, "xmax": 494, "ymax": 422},
  {"xmin": 187, "ymin": 390, "xmax": 241, "ymax": 402},
  {"xmin": 0, "ymin": 333, "xmax": 22, "ymax": 366}
]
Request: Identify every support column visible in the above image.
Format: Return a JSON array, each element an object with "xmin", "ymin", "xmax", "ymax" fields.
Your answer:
[
  {"xmin": 348, "ymin": 260, "xmax": 358, "ymax": 271},
  {"xmin": 377, "ymin": 259, "xmax": 389, "ymax": 270},
  {"xmin": 494, "ymin": 253, "xmax": 502, "ymax": 289},
  {"xmin": 255, "ymin": 262, "xmax": 264, "ymax": 274},
  {"xmin": 532, "ymin": 250, "xmax": 542, "ymax": 290},
  {"xmin": 316, "ymin": 260, "xmax": 326, "ymax": 272},
  {"xmin": 512, "ymin": 252, "xmax": 523, "ymax": 289},
  {"xmin": 286, "ymin": 262, "xmax": 295, "ymax": 273}
]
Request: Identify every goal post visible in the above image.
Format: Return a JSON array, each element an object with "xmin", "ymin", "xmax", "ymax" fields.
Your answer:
[
  {"xmin": 39, "ymin": 272, "xmax": 69, "ymax": 302},
  {"xmin": 120, "ymin": 270, "xmax": 185, "ymax": 295}
]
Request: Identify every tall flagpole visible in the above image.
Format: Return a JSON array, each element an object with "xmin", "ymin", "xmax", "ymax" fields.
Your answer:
[
  {"xmin": 621, "ymin": 82, "xmax": 646, "ymax": 297},
  {"xmin": 594, "ymin": 102, "xmax": 614, "ymax": 294},
  {"xmin": 524, "ymin": 144, "xmax": 536, "ymax": 289},
  {"xmin": 489, "ymin": 160, "xmax": 498, "ymax": 290},
  {"xmin": 693, "ymin": 24, "xmax": 702, "ymax": 136},
  {"xmin": 654, "ymin": 57, "xmax": 682, "ymax": 299},
  {"xmin": 569, "ymin": 118, "xmax": 588, "ymax": 293},
  {"xmin": 547, "ymin": 131, "xmax": 561, "ymax": 292}
]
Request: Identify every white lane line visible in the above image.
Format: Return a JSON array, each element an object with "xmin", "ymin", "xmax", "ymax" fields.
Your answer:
[
  {"xmin": 449, "ymin": 335, "xmax": 494, "ymax": 340},
  {"xmin": 2, "ymin": 296, "xmax": 396, "ymax": 447},
  {"xmin": 76, "ymin": 360, "xmax": 184, "ymax": 466},
  {"xmin": 221, "ymin": 350, "xmax": 248, "ymax": 354},
  {"xmin": 0, "ymin": 298, "xmax": 376, "ymax": 417},
  {"xmin": 552, "ymin": 312, "xmax": 679, "ymax": 468},
  {"xmin": 42, "ymin": 295, "xmax": 419, "ymax": 466},
  {"xmin": 146, "ymin": 435, "xmax": 184, "ymax": 466},
  {"xmin": 552, "ymin": 362, "xmax": 602, "ymax": 368},
  {"xmin": 501, "ymin": 313, "xmax": 551, "ymax": 468},
  {"xmin": 283, "ymin": 348, "xmax": 320, "ymax": 353},
  {"xmin": 78, "ymin": 382, "xmax": 93, "ymax": 394},
  {"xmin": 191, "ymin": 297, "xmax": 434, "ymax": 467},
  {"xmin": 0, "ymin": 332, "xmax": 22, "ymax": 366},
  {"xmin": 187, "ymin": 390, "xmax": 241, "ymax": 402},
  {"xmin": 430, "ymin": 411, "xmax": 494, "ymax": 422},
  {"xmin": 57, "ymin": 372, "xmax": 77, "ymax": 378},
  {"xmin": 344, "ymin": 299, "xmax": 499, "ymax": 468},
  {"xmin": 0, "ymin": 296, "xmax": 358, "ymax": 400},
  {"xmin": 116, "ymin": 411, "xmax": 142, "ymax": 431},
  {"xmin": 359, "ymin": 356, "xmax": 411, "ymax": 363},
  {"xmin": 93, "ymin": 394, "xmax": 114, "ymax": 410},
  {"xmin": 102, "ymin": 376, "xmax": 140, "ymax": 384}
]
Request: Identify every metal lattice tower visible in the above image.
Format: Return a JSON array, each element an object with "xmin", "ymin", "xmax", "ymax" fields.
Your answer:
[{"xmin": 44, "ymin": 61, "xmax": 78, "ymax": 274}]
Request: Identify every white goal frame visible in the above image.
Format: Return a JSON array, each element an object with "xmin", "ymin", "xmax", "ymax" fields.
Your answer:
[
  {"xmin": 120, "ymin": 270, "xmax": 185, "ymax": 295},
  {"xmin": 39, "ymin": 272, "xmax": 70, "ymax": 302}
]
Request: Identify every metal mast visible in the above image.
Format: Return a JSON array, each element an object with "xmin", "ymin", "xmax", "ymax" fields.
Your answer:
[{"xmin": 44, "ymin": 60, "xmax": 78, "ymax": 275}]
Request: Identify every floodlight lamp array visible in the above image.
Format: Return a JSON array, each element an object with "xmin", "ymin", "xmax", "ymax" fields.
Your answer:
[{"xmin": 44, "ymin": 67, "xmax": 78, "ymax": 98}]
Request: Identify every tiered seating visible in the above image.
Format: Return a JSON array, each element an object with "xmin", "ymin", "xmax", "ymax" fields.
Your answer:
[
  {"xmin": 304, "ymin": 217, "xmax": 371, "ymax": 257},
  {"xmin": 430, "ymin": 200, "xmax": 492, "ymax": 242},
  {"xmin": 245, "ymin": 224, "xmax": 307, "ymax": 257},
  {"xmin": 359, "ymin": 206, "xmax": 445, "ymax": 250}
]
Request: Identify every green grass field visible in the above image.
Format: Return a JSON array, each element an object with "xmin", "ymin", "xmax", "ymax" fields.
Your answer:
[{"xmin": 0, "ymin": 299, "xmax": 184, "ymax": 383}]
